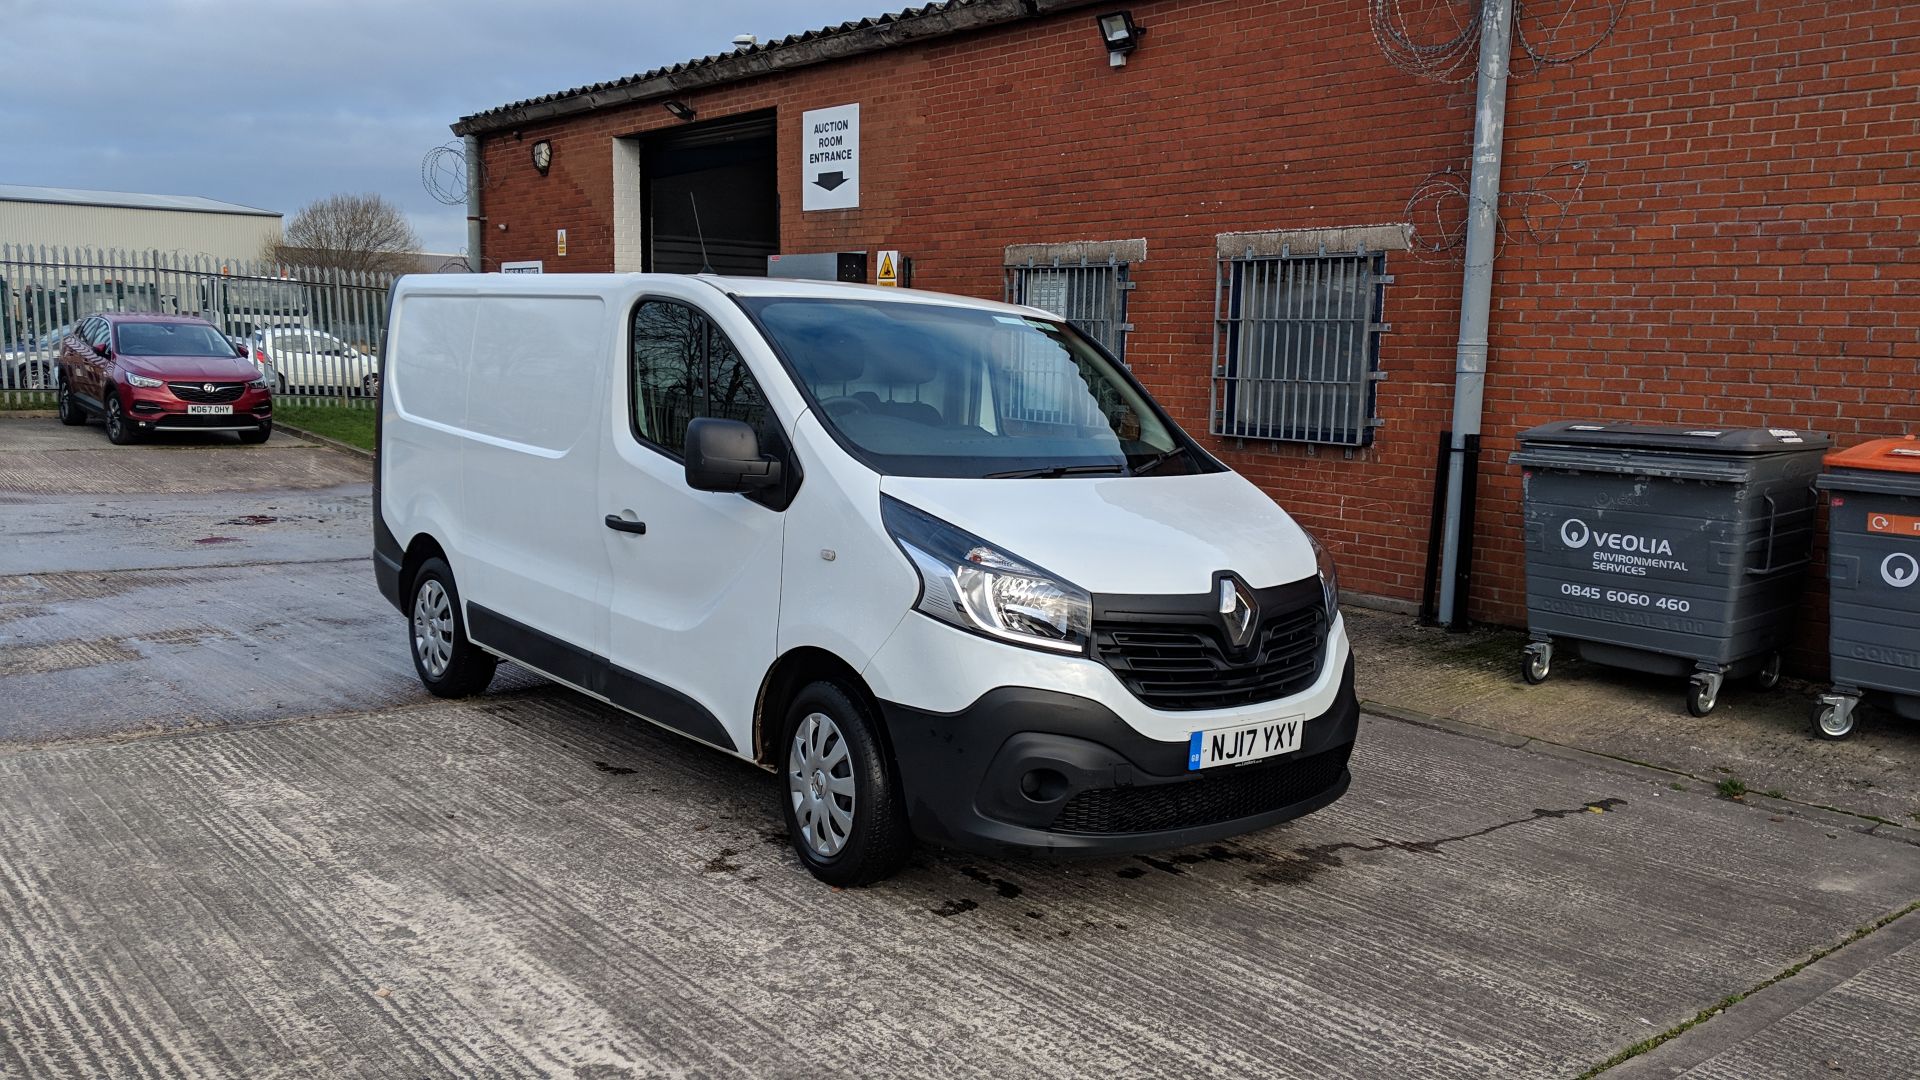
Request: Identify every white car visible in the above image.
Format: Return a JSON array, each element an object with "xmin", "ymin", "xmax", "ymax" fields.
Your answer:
[
  {"xmin": 3, "ymin": 325, "xmax": 70, "ymax": 390},
  {"xmin": 250, "ymin": 327, "xmax": 378, "ymax": 395},
  {"xmin": 375, "ymin": 274, "xmax": 1354, "ymax": 885}
]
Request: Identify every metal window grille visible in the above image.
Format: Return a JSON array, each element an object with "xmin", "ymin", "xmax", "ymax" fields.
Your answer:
[
  {"xmin": 1000, "ymin": 258, "xmax": 1133, "ymax": 430},
  {"xmin": 1212, "ymin": 251, "xmax": 1390, "ymax": 447},
  {"xmin": 1004, "ymin": 259, "xmax": 1131, "ymax": 363}
]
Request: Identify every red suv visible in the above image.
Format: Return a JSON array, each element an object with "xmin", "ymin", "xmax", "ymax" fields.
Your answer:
[{"xmin": 57, "ymin": 313, "xmax": 273, "ymax": 444}]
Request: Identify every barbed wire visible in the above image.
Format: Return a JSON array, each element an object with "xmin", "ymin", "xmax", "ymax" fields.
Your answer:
[
  {"xmin": 1514, "ymin": 0, "xmax": 1629, "ymax": 70},
  {"xmin": 421, "ymin": 142, "xmax": 475, "ymax": 207},
  {"xmin": 1405, "ymin": 160, "xmax": 1591, "ymax": 266},
  {"xmin": 1371, "ymin": 0, "xmax": 1630, "ymax": 82},
  {"xmin": 1370, "ymin": 0, "xmax": 1484, "ymax": 83}
]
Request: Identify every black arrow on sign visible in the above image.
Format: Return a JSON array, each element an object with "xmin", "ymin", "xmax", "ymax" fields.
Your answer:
[{"xmin": 813, "ymin": 171, "xmax": 848, "ymax": 191}]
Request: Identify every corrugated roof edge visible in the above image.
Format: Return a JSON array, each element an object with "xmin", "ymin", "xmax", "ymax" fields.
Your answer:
[
  {"xmin": 451, "ymin": 0, "xmax": 1101, "ymax": 136},
  {"xmin": 0, "ymin": 184, "xmax": 280, "ymax": 218}
]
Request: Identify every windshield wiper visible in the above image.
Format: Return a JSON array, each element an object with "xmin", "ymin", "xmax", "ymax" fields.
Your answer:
[
  {"xmin": 1129, "ymin": 445, "xmax": 1191, "ymax": 476},
  {"xmin": 985, "ymin": 463, "xmax": 1128, "ymax": 479}
]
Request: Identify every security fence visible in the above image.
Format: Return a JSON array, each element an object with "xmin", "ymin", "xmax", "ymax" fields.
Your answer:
[{"xmin": 1, "ymin": 244, "xmax": 397, "ymax": 407}]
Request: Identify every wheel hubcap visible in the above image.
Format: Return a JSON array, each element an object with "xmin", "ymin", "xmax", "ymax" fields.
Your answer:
[
  {"xmin": 788, "ymin": 711, "xmax": 855, "ymax": 858},
  {"xmin": 412, "ymin": 580, "xmax": 454, "ymax": 677}
]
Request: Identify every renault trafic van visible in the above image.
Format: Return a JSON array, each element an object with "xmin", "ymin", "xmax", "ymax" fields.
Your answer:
[{"xmin": 375, "ymin": 274, "xmax": 1358, "ymax": 885}]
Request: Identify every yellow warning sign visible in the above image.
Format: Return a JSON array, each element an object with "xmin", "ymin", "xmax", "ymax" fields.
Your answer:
[{"xmin": 876, "ymin": 250, "xmax": 899, "ymax": 287}]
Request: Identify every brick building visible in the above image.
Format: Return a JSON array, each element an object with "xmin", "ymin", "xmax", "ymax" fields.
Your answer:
[{"xmin": 451, "ymin": 0, "xmax": 1918, "ymax": 633}]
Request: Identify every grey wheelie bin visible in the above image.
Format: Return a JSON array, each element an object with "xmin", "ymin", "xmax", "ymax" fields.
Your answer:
[
  {"xmin": 1511, "ymin": 421, "xmax": 1829, "ymax": 716},
  {"xmin": 1811, "ymin": 436, "xmax": 1920, "ymax": 739}
]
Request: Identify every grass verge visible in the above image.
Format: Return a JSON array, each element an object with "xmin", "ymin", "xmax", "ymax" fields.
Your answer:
[
  {"xmin": 273, "ymin": 403, "xmax": 375, "ymax": 451},
  {"xmin": 0, "ymin": 393, "xmax": 54, "ymax": 411}
]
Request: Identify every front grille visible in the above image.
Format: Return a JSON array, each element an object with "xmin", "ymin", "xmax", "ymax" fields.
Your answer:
[
  {"xmin": 1093, "ymin": 589, "xmax": 1326, "ymax": 711},
  {"xmin": 168, "ymin": 382, "xmax": 245, "ymax": 403},
  {"xmin": 1051, "ymin": 742, "xmax": 1351, "ymax": 834}
]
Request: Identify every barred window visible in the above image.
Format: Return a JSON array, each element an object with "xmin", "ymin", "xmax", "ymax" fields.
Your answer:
[
  {"xmin": 1212, "ymin": 252, "xmax": 1389, "ymax": 447},
  {"xmin": 1003, "ymin": 259, "xmax": 1131, "ymax": 363}
]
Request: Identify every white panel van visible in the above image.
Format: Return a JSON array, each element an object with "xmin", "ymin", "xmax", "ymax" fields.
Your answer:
[{"xmin": 376, "ymin": 274, "xmax": 1357, "ymax": 885}]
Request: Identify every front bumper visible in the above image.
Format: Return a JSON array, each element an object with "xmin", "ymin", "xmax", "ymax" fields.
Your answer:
[
  {"xmin": 125, "ymin": 382, "xmax": 271, "ymax": 431},
  {"xmin": 879, "ymin": 656, "xmax": 1358, "ymax": 856}
]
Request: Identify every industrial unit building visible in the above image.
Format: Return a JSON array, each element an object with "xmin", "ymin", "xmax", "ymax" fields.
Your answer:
[
  {"xmin": 451, "ymin": 0, "xmax": 1919, "ymax": 635},
  {"xmin": 0, "ymin": 184, "xmax": 282, "ymax": 264}
]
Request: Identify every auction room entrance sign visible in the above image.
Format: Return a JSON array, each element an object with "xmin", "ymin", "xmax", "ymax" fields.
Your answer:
[{"xmin": 802, "ymin": 104, "xmax": 860, "ymax": 212}]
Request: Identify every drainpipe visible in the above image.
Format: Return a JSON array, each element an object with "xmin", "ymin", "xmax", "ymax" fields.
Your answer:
[
  {"xmin": 464, "ymin": 134, "xmax": 484, "ymax": 272},
  {"xmin": 1436, "ymin": 0, "xmax": 1515, "ymax": 627}
]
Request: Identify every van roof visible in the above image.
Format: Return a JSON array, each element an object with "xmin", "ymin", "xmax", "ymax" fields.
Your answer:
[{"xmin": 392, "ymin": 272, "xmax": 1051, "ymax": 320}]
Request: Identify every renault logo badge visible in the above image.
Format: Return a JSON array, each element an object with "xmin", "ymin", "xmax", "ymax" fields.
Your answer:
[{"xmin": 1218, "ymin": 576, "xmax": 1258, "ymax": 649}]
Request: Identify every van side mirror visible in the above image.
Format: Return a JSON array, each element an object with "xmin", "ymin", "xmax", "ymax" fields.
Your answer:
[{"xmin": 684, "ymin": 417, "xmax": 783, "ymax": 492}]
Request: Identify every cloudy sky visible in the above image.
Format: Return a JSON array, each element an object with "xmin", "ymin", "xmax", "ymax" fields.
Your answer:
[{"xmin": 0, "ymin": 0, "xmax": 895, "ymax": 253}]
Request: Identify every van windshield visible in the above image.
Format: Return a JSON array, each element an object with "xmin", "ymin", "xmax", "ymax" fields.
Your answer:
[{"xmin": 741, "ymin": 297, "xmax": 1214, "ymax": 479}]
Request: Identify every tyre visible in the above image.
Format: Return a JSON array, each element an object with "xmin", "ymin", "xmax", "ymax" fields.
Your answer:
[
  {"xmin": 1521, "ymin": 648, "xmax": 1551, "ymax": 685},
  {"xmin": 407, "ymin": 557, "xmax": 497, "ymax": 697},
  {"xmin": 56, "ymin": 376, "xmax": 87, "ymax": 426},
  {"xmin": 238, "ymin": 422, "xmax": 271, "ymax": 445},
  {"xmin": 780, "ymin": 680, "xmax": 912, "ymax": 886},
  {"xmin": 276, "ymin": 374, "xmax": 288, "ymax": 395},
  {"xmin": 1687, "ymin": 676, "xmax": 1720, "ymax": 717},
  {"xmin": 361, "ymin": 372, "xmax": 380, "ymax": 398},
  {"xmin": 104, "ymin": 392, "xmax": 140, "ymax": 445},
  {"xmin": 1812, "ymin": 702, "xmax": 1855, "ymax": 740},
  {"xmin": 1756, "ymin": 652, "xmax": 1783, "ymax": 691}
]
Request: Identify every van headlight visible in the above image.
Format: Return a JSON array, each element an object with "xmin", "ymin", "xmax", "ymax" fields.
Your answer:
[
  {"xmin": 1307, "ymin": 529, "xmax": 1340, "ymax": 624},
  {"xmin": 882, "ymin": 495, "xmax": 1091, "ymax": 655}
]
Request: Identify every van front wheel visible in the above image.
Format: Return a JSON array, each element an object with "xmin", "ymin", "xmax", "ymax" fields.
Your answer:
[
  {"xmin": 781, "ymin": 681, "xmax": 912, "ymax": 886},
  {"xmin": 408, "ymin": 558, "xmax": 497, "ymax": 697}
]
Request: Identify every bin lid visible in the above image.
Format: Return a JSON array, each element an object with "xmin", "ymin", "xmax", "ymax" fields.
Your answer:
[
  {"xmin": 1517, "ymin": 420, "xmax": 1829, "ymax": 455},
  {"xmin": 1824, "ymin": 436, "xmax": 1920, "ymax": 474}
]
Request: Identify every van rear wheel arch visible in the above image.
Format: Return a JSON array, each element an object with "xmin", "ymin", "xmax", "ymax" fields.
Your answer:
[{"xmin": 399, "ymin": 534, "xmax": 449, "ymax": 601}]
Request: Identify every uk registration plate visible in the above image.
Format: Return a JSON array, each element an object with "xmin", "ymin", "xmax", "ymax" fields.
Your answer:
[
  {"xmin": 1188, "ymin": 717, "xmax": 1303, "ymax": 770},
  {"xmin": 186, "ymin": 404, "xmax": 232, "ymax": 415}
]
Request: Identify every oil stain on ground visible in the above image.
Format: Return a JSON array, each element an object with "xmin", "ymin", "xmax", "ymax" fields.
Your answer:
[
  {"xmin": 1112, "ymin": 798, "xmax": 1629, "ymax": 885},
  {"xmin": 958, "ymin": 866, "xmax": 1023, "ymax": 899}
]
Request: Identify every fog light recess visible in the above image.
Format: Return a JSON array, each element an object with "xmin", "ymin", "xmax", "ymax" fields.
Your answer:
[{"xmin": 1020, "ymin": 768, "xmax": 1070, "ymax": 802}]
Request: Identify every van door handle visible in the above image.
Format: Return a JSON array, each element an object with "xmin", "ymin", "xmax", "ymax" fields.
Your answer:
[{"xmin": 604, "ymin": 515, "xmax": 647, "ymax": 535}]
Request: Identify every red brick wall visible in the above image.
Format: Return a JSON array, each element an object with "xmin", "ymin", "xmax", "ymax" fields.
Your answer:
[{"xmin": 474, "ymin": 0, "xmax": 1920, "ymax": 631}]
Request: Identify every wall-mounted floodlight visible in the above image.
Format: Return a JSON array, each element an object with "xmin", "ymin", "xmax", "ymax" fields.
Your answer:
[
  {"xmin": 530, "ymin": 140, "xmax": 552, "ymax": 175},
  {"xmin": 1096, "ymin": 11, "xmax": 1145, "ymax": 67},
  {"xmin": 663, "ymin": 100, "xmax": 697, "ymax": 121}
]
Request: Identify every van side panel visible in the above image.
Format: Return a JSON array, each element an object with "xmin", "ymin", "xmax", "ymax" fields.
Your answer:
[
  {"xmin": 381, "ymin": 293, "xmax": 476, "ymax": 593},
  {"xmin": 457, "ymin": 296, "xmax": 612, "ymax": 659}
]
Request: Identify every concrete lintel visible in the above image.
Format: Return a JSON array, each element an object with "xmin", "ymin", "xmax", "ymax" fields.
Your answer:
[
  {"xmin": 1216, "ymin": 223, "xmax": 1413, "ymax": 259},
  {"xmin": 1003, "ymin": 238, "xmax": 1147, "ymax": 267}
]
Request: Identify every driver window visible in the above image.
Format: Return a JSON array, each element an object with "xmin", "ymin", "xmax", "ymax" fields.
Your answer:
[{"xmin": 630, "ymin": 300, "xmax": 773, "ymax": 457}]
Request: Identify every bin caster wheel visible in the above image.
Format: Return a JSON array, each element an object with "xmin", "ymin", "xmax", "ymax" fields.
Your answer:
[
  {"xmin": 1687, "ymin": 673, "xmax": 1722, "ymax": 717},
  {"xmin": 1521, "ymin": 643, "xmax": 1552, "ymax": 685},
  {"xmin": 1813, "ymin": 696, "xmax": 1857, "ymax": 741},
  {"xmin": 1755, "ymin": 652, "xmax": 1783, "ymax": 691}
]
